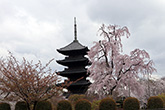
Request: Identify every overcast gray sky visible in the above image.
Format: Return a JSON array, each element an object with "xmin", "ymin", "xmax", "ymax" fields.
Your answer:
[{"xmin": 0, "ymin": 0, "xmax": 165, "ymax": 78}]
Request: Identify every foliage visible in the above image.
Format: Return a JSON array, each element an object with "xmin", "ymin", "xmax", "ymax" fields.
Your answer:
[
  {"xmin": 57, "ymin": 100, "xmax": 72, "ymax": 110},
  {"xmin": 86, "ymin": 94, "xmax": 100, "ymax": 102},
  {"xmin": 147, "ymin": 96, "xmax": 163, "ymax": 109},
  {"xmin": 150, "ymin": 78, "xmax": 165, "ymax": 96},
  {"xmin": 75, "ymin": 99, "xmax": 91, "ymax": 110},
  {"xmin": 0, "ymin": 52, "xmax": 63, "ymax": 110},
  {"xmin": 68, "ymin": 94, "xmax": 86, "ymax": 105},
  {"xmin": 91, "ymin": 100, "xmax": 101, "ymax": 110},
  {"xmin": 123, "ymin": 97, "xmax": 140, "ymax": 110},
  {"xmin": 0, "ymin": 102, "xmax": 11, "ymax": 110},
  {"xmin": 49, "ymin": 95, "xmax": 65, "ymax": 110},
  {"xmin": 158, "ymin": 93, "xmax": 165, "ymax": 107},
  {"xmin": 116, "ymin": 97, "xmax": 125, "ymax": 108},
  {"xmin": 15, "ymin": 101, "xmax": 28, "ymax": 110},
  {"xmin": 137, "ymin": 77, "xmax": 165, "ymax": 104},
  {"xmin": 146, "ymin": 78, "xmax": 165, "ymax": 97},
  {"xmin": 99, "ymin": 97, "xmax": 116, "ymax": 110},
  {"xmin": 35, "ymin": 101, "xmax": 52, "ymax": 110},
  {"xmin": 88, "ymin": 24, "xmax": 156, "ymax": 98}
]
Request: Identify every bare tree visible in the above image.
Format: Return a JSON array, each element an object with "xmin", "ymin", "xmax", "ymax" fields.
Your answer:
[{"xmin": 0, "ymin": 52, "xmax": 64, "ymax": 110}]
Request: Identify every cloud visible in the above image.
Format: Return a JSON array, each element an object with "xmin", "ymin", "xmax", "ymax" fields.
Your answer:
[
  {"xmin": 86, "ymin": 0, "xmax": 165, "ymax": 77},
  {"xmin": 87, "ymin": 0, "xmax": 165, "ymax": 26},
  {"xmin": 0, "ymin": 0, "xmax": 164, "ymax": 78},
  {"xmin": 0, "ymin": 2, "xmax": 64, "ymax": 71}
]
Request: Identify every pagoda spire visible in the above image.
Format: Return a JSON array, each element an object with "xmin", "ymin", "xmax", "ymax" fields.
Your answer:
[{"xmin": 74, "ymin": 17, "xmax": 78, "ymax": 41}]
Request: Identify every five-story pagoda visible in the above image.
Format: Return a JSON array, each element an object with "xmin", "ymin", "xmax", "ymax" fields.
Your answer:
[{"xmin": 56, "ymin": 18, "xmax": 91, "ymax": 94}]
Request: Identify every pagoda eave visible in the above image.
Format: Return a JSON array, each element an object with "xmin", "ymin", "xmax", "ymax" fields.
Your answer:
[
  {"xmin": 70, "ymin": 81, "xmax": 91, "ymax": 86},
  {"xmin": 56, "ymin": 59, "xmax": 89, "ymax": 66},
  {"xmin": 57, "ymin": 48, "xmax": 89, "ymax": 56},
  {"xmin": 58, "ymin": 70, "xmax": 87, "ymax": 76}
]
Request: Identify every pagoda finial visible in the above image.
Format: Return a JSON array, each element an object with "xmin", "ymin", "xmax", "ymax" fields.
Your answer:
[{"xmin": 74, "ymin": 17, "xmax": 77, "ymax": 41}]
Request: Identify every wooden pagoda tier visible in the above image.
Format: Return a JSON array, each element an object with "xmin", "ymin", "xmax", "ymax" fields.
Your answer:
[
  {"xmin": 56, "ymin": 40, "xmax": 91, "ymax": 94},
  {"xmin": 56, "ymin": 18, "xmax": 91, "ymax": 94}
]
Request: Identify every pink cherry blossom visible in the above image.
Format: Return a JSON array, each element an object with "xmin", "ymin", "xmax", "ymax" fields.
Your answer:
[{"xmin": 87, "ymin": 24, "xmax": 156, "ymax": 99}]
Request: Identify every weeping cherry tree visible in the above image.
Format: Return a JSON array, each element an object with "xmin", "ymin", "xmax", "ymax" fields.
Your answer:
[{"xmin": 87, "ymin": 24, "xmax": 156, "ymax": 98}]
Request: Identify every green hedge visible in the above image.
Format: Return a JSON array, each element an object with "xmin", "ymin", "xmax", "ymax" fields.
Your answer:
[
  {"xmin": 57, "ymin": 100, "xmax": 72, "ymax": 110},
  {"xmin": 15, "ymin": 101, "xmax": 28, "ymax": 110},
  {"xmin": 35, "ymin": 101, "xmax": 52, "ymax": 110},
  {"xmin": 123, "ymin": 97, "xmax": 139, "ymax": 110},
  {"xmin": 99, "ymin": 97, "xmax": 116, "ymax": 110},
  {"xmin": 147, "ymin": 96, "xmax": 163, "ymax": 109},
  {"xmin": 75, "ymin": 99, "xmax": 91, "ymax": 110},
  {"xmin": 0, "ymin": 102, "xmax": 11, "ymax": 110}
]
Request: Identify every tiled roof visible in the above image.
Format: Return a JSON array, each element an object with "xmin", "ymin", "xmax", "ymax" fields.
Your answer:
[{"xmin": 57, "ymin": 40, "xmax": 87, "ymax": 52}]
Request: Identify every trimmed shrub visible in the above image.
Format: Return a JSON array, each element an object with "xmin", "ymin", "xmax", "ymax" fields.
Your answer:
[
  {"xmin": 99, "ymin": 97, "xmax": 116, "ymax": 110},
  {"xmin": 57, "ymin": 100, "xmax": 72, "ymax": 110},
  {"xmin": 75, "ymin": 99, "xmax": 91, "ymax": 110},
  {"xmin": 68, "ymin": 94, "xmax": 86, "ymax": 105},
  {"xmin": 15, "ymin": 101, "xmax": 28, "ymax": 110},
  {"xmin": 0, "ymin": 102, "xmax": 11, "ymax": 110},
  {"xmin": 123, "ymin": 97, "xmax": 140, "ymax": 110},
  {"xmin": 147, "ymin": 96, "xmax": 163, "ymax": 109},
  {"xmin": 35, "ymin": 101, "xmax": 52, "ymax": 110}
]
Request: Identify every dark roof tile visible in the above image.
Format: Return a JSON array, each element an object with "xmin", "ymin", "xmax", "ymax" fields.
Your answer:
[{"xmin": 57, "ymin": 40, "xmax": 87, "ymax": 51}]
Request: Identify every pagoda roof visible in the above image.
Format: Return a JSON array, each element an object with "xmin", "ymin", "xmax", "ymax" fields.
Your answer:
[
  {"xmin": 56, "ymin": 57, "xmax": 89, "ymax": 66},
  {"xmin": 57, "ymin": 40, "xmax": 88, "ymax": 54},
  {"xmin": 70, "ymin": 79, "xmax": 91, "ymax": 86},
  {"xmin": 58, "ymin": 68, "xmax": 87, "ymax": 76}
]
